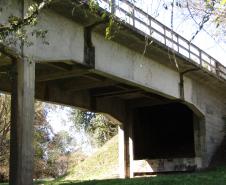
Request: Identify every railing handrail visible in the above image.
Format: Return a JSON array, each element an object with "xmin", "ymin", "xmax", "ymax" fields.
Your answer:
[{"xmin": 99, "ymin": 0, "xmax": 226, "ymax": 80}]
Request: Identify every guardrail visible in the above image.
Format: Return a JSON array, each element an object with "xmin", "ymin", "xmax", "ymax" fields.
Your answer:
[{"xmin": 99, "ymin": 0, "xmax": 226, "ymax": 80}]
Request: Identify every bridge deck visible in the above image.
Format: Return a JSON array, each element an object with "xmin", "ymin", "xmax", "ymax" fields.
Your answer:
[{"xmin": 100, "ymin": 0, "xmax": 226, "ymax": 80}]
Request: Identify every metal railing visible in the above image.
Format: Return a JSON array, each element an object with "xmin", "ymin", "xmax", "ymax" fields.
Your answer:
[{"xmin": 99, "ymin": 0, "xmax": 226, "ymax": 80}]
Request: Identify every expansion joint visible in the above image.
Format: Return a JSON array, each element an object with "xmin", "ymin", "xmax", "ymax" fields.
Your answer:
[
  {"xmin": 179, "ymin": 68, "xmax": 200, "ymax": 100},
  {"xmin": 84, "ymin": 19, "xmax": 109, "ymax": 67}
]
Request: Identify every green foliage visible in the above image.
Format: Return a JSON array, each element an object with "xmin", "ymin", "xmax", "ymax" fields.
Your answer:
[
  {"xmin": 0, "ymin": 0, "xmax": 52, "ymax": 46},
  {"xmin": 35, "ymin": 128, "xmax": 73, "ymax": 178},
  {"xmin": 70, "ymin": 110, "xmax": 117, "ymax": 147},
  {"xmin": 0, "ymin": 95, "xmax": 10, "ymax": 182},
  {"xmin": 65, "ymin": 135, "xmax": 118, "ymax": 181},
  {"xmin": 0, "ymin": 0, "xmax": 119, "ymax": 48},
  {"xmin": 88, "ymin": 0, "xmax": 99, "ymax": 14},
  {"xmin": 88, "ymin": 114, "xmax": 117, "ymax": 146},
  {"xmin": 105, "ymin": 18, "xmax": 114, "ymax": 40},
  {"xmin": 0, "ymin": 96, "xmax": 73, "ymax": 180},
  {"xmin": 71, "ymin": 110, "xmax": 95, "ymax": 131},
  {"xmin": 0, "ymin": 95, "xmax": 55, "ymax": 181}
]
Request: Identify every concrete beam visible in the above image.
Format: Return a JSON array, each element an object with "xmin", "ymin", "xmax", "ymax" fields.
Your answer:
[
  {"xmin": 9, "ymin": 59, "xmax": 35, "ymax": 185},
  {"xmin": 62, "ymin": 79, "xmax": 117, "ymax": 92},
  {"xmin": 42, "ymin": 62, "xmax": 73, "ymax": 71},
  {"xmin": 36, "ymin": 68, "xmax": 90, "ymax": 82},
  {"xmin": 93, "ymin": 89, "xmax": 141, "ymax": 98}
]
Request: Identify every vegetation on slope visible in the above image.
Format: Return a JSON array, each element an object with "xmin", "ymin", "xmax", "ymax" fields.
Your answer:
[
  {"xmin": 1, "ymin": 133, "xmax": 226, "ymax": 185},
  {"xmin": 65, "ymin": 135, "xmax": 119, "ymax": 181}
]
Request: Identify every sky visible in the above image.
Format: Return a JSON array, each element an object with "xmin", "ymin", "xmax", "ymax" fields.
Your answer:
[
  {"xmin": 46, "ymin": 104, "xmax": 95, "ymax": 154},
  {"xmin": 143, "ymin": 0, "xmax": 226, "ymax": 65}
]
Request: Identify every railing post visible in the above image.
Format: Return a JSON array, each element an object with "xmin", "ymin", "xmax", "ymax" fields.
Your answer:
[
  {"xmin": 188, "ymin": 43, "xmax": 191, "ymax": 59},
  {"xmin": 216, "ymin": 61, "xmax": 220, "ymax": 77},
  {"xmin": 132, "ymin": 5, "xmax": 135, "ymax": 27},
  {"xmin": 107, "ymin": 0, "xmax": 221, "ymax": 80},
  {"xmin": 111, "ymin": 0, "xmax": 116, "ymax": 14},
  {"xmin": 149, "ymin": 18, "xmax": 152, "ymax": 35},
  {"xmin": 209, "ymin": 56, "xmax": 213, "ymax": 72},
  {"xmin": 199, "ymin": 50, "xmax": 202, "ymax": 67},
  {"xmin": 164, "ymin": 27, "xmax": 166, "ymax": 45}
]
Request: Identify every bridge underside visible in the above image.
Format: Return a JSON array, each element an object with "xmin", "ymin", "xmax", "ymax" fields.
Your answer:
[
  {"xmin": 0, "ymin": 57, "xmax": 205, "ymax": 180},
  {"xmin": 131, "ymin": 103, "xmax": 203, "ymax": 176},
  {"xmin": 134, "ymin": 103, "xmax": 195, "ymax": 160}
]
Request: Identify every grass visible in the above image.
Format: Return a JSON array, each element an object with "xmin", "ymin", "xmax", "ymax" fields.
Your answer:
[
  {"xmin": 2, "ymin": 166, "xmax": 225, "ymax": 185},
  {"xmin": 65, "ymin": 135, "xmax": 119, "ymax": 181},
  {"xmin": 36, "ymin": 166, "xmax": 226, "ymax": 185},
  {"xmin": 0, "ymin": 180, "xmax": 47, "ymax": 185},
  {"xmin": 1, "ymin": 136, "xmax": 226, "ymax": 185}
]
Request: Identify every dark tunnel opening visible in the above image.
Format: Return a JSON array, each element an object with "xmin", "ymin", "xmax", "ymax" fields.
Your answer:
[{"xmin": 133, "ymin": 102, "xmax": 195, "ymax": 160}]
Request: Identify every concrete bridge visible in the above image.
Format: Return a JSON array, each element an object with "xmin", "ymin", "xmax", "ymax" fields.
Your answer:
[{"xmin": 1, "ymin": 0, "xmax": 226, "ymax": 184}]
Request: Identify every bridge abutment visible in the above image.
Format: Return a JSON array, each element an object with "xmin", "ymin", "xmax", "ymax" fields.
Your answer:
[{"xmin": 118, "ymin": 102, "xmax": 208, "ymax": 176}]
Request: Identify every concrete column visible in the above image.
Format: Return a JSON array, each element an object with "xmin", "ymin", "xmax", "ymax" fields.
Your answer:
[
  {"xmin": 128, "ymin": 114, "xmax": 134, "ymax": 178},
  {"xmin": 118, "ymin": 110, "xmax": 134, "ymax": 178},
  {"xmin": 124, "ymin": 121, "xmax": 130, "ymax": 178},
  {"xmin": 118, "ymin": 124, "xmax": 126, "ymax": 178},
  {"xmin": 118, "ymin": 123, "xmax": 130, "ymax": 178},
  {"xmin": 193, "ymin": 114, "xmax": 206, "ymax": 168},
  {"xmin": 9, "ymin": 59, "xmax": 35, "ymax": 185}
]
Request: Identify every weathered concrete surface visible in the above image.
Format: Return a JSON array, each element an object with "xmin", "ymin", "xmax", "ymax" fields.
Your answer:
[
  {"xmin": 133, "ymin": 158, "xmax": 199, "ymax": 173},
  {"xmin": 0, "ymin": 0, "xmax": 21, "ymax": 22},
  {"xmin": 25, "ymin": 10, "xmax": 84, "ymax": 63},
  {"xmin": 94, "ymin": 33, "xmax": 180, "ymax": 98},
  {"xmin": 9, "ymin": 59, "xmax": 35, "ymax": 185}
]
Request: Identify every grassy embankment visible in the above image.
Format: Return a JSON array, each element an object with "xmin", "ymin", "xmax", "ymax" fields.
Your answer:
[
  {"xmin": 35, "ymin": 166, "xmax": 226, "ymax": 185},
  {"xmin": 1, "ymin": 135, "xmax": 226, "ymax": 185}
]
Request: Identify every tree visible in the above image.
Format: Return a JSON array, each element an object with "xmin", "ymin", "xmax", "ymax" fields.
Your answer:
[
  {"xmin": 181, "ymin": 0, "xmax": 226, "ymax": 41},
  {"xmin": 45, "ymin": 130, "xmax": 73, "ymax": 177},
  {"xmin": 88, "ymin": 114, "xmax": 118, "ymax": 146},
  {"xmin": 0, "ymin": 94, "xmax": 57, "ymax": 181},
  {"xmin": 0, "ymin": 94, "xmax": 10, "ymax": 182},
  {"xmin": 71, "ymin": 109, "xmax": 96, "ymax": 131},
  {"xmin": 70, "ymin": 109, "xmax": 118, "ymax": 147},
  {"xmin": 33, "ymin": 101, "xmax": 54, "ymax": 179}
]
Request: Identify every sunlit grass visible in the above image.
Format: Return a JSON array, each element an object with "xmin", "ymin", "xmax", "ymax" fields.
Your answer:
[
  {"xmin": 65, "ymin": 135, "xmax": 119, "ymax": 181},
  {"xmin": 1, "ymin": 166, "xmax": 226, "ymax": 185},
  {"xmin": 44, "ymin": 166, "xmax": 226, "ymax": 185}
]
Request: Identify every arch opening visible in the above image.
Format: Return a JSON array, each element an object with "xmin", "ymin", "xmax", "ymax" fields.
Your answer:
[
  {"xmin": 131, "ymin": 102, "xmax": 205, "ymax": 173},
  {"xmin": 133, "ymin": 102, "xmax": 196, "ymax": 159}
]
